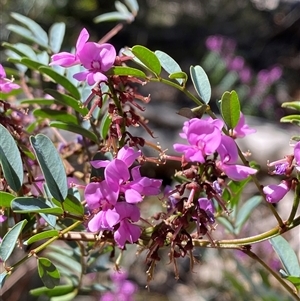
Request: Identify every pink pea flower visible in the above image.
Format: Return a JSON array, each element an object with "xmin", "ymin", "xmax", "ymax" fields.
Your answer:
[
  {"xmin": 0, "ymin": 214, "xmax": 7, "ymax": 223},
  {"xmin": 294, "ymin": 141, "xmax": 300, "ymax": 172},
  {"xmin": 49, "ymin": 28, "xmax": 89, "ymax": 67},
  {"xmin": 233, "ymin": 113, "xmax": 256, "ymax": 138},
  {"xmin": 217, "ymin": 135, "xmax": 238, "ymax": 164},
  {"xmin": 85, "ymin": 181, "xmax": 120, "ymax": 232},
  {"xmin": 73, "ymin": 42, "xmax": 116, "ymax": 85},
  {"xmin": 198, "ymin": 198, "xmax": 215, "ymax": 224},
  {"xmin": 174, "ymin": 118, "xmax": 224, "ymax": 163},
  {"xmin": 114, "ymin": 202, "xmax": 141, "ymax": 248},
  {"xmin": 217, "ymin": 161, "xmax": 257, "ymax": 181},
  {"xmin": 263, "ymin": 181, "xmax": 291, "ymax": 203},
  {"xmin": 0, "ymin": 64, "xmax": 20, "ymax": 92}
]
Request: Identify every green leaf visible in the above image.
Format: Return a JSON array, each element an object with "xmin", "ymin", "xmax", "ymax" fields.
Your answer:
[
  {"xmin": 234, "ymin": 196, "xmax": 262, "ymax": 234},
  {"xmin": 30, "ymin": 284, "xmax": 75, "ymax": 297},
  {"xmin": 220, "ymin": 90, "xmax": 241, "ymax": 129},
  {"xmin": 21, "ymin": 98, "xmax": 56, "ymax": 106},
  {"xmin": 280, "ymin": 115, "xmax": 300, "ymax": 126},
  {"xmin": 10, "ymin": 12, "xmax": 48, "ymax": 47},
  {"xmin": 50, "ymin": 121, "xmax": 98, "ymax": 144},
  {"xmin": 11, "ymin": 197, "xmax": 63, "ymax": 214},
  {"xmin": 44, "ymin": 89, "xmax": 88, "ymax": 116},
  {"xmin": 107, "ymin": 66, "xmax": 146, "ymax": 78},
  {"xmin": 49, "ymin": 22, "xmax": 66, "ymax": 53},
  {"xmin": 0, "ymin": 219, "xmax": 28, "ymax": 262},
  {"xmin": 33, "ymin": 108, "xmax": 78, "ymax": 124},
  {"xmin": 52, "ymin": 194, "xmax": 84, "ymax": 216},
  {"xmin": 2, "ymin": 42, "xmax": 37, "ymax": 60},
  {"xmin": 38, "ymin": 257, "xmax": 60, "ymax": 289},
  {"xmin": 0, "ymin": 124, "xmax": 23, "ymax": 192},
  {"xmin": 99, "ymin": 111, "xmax": 111, "ymax": 140},
  {"xmin": 124, "ymin": 0, "xmax": 139, "ymax": 15},
  {"xmin": 39, "ymin": 66, "xmax": 81, "ymax": 99},
  {"xmin": 169, "ymin": 71, "xmax": 188, "ymax": 85},
  {"xmin": 155, "ymin": 50, "xmax": 183, "ymax": 84},
  {"xmin": 25, "ymin": 230, "xmax": 59, "ymax": 245},
  {"xmin": 115, "ymin": 1, "xmax": 130, "ymax": 14},
  {"xmin": 21, "ymin": 57, "xmax": 46, "ymax": 70},
  {"xmin": 0, "ymin": 271, "xmax": 8, "ymax": 289},
  {"xmin": 30, "ymin": 134, "xmax": 68, "ymax": 202},
  {"xmin": 283, "ymin": 275, "xmax": 300, "ymax": 289},
  {"xmin": 6, "ymin": 24, "xmax": 38, "ymax": 45},
  {"xmin": 132, "ymin": 45, "xmax": 161, "ymax": 76},
  {"xmin": 281, "ymin": 101, "xmax": 300, "ymax": 111},
  {"xmin": 270, "ymin": 235, "xmax": 300, "ymax": 277},
  {"xmin": 93, "ymin": 12, "xmax": 132, "ymax": 23},
  {"xmin": 190, "ymin": 65, "xmax": 211, "ymax": 104},
  {"xmin": 0, "ymin": 192, "xmax": 15, "ymax": 207}
]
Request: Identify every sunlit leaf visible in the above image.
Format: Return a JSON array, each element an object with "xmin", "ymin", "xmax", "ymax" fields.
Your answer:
[
  {"xmin": 0, "ymin": 192, "xmax": 15, "ymax": 207},
  {"xmin": 281, "ymin": 101, "xmax": 300, "ymax": 111},
  {"xmin": 49, "ymin": 22, "xmax": 66, "ymax": 53},
  {"xmin": 280, "ymin": 115, "xmax": 300, "ymax": 126},
  {"xmin": 190, "ymin": 65, "xmax": 211, "ymax": 104},
  {"xmin": 0, "ymin": 220, "xmax": 27, "ymax": 262},
  {"xmin": 99, "ymin": 111, "xmax": 111, "ymax": 140},
  {"xmin": 25, "ymin": 230, "xmax": 59, "ymax": 245},
  {"xmin": 169, "ymin": 72, "xmax": 187, "ymax": 85},
  {"xmin": 132, "ymin": 45, "xmax": 161, "ymax": 76},
  {"xmin": 30, "ymin": 134, "xmax": 68, "ymax": 202},
  {"xmin": 10, "ymin": 12, "xmax": 48, "ymax": 47},
  {"xmin": 270, "ymin": 235, "xmax": 300, "ymax": 277},
  {"xmin": 220, "ymin": 90, "xmax": 241, "ymax": 129},
  {"xmin": 94, "ymin": 12, "xmax": 132, "ymax": 23},
  {"xmin": 0, "ymin": 124, "xmax": 23, "ymax": 192},
  {"xmin": 30, "ymin": 284, "xmax": 75, "ymax": 297},
  {"xmin": 107, "ymin": 66, "xmax": 146, "ymax": 78},
  {"xmin": 124, "ymin": 0, "xmax": 139, "ymax": 15},
  {"xmin": 155, "ymin": 50, "xmax": 183, "ymax": 84}
]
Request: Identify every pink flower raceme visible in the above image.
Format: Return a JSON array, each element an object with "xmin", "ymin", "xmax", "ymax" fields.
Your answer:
[
  {"xmin": 49, "ymin": 28, "xmax": 89, "ymax": 67},
  {"xmin": 263, "ymin": 181, "xmax": 291, "ymax": 203},
  {"xmin": 0, "ymin": 64, "xmax": 20, "ymax": 92},
  {"xmin": 73, "ymin": 42, "xmax": 116, "ymax": 85},
  {"xmin": 174, "ymin": 118, "xmax": 224, "ymax": 162},
  {"xmin": 86, "ymin": 146, "xmax": 162, "ymax": 247}
]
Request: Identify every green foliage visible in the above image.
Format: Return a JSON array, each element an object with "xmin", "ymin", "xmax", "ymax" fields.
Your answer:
[
  {"xmin": 0, "ymin": 220, "xmax": 28, "ymax": 262},
  {"xmin": 190, "ymin": 65, "xmax": 211, "ymax": 104},
  {"xmin": 0, "ymin": 124, "xmax": 23, "ymax": 193},
  {"xmin": 38, "ymin": 257, "xmax": 60, "ymax": 289},
  {"xmin": 30, "ymin": 134, "xmax": 68, "ymax": 202},
  {"xmin": 220, "ymin": 90, "xmax": 241, "ymax": 129}
]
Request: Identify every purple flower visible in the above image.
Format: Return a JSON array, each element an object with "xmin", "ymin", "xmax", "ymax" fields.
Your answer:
[
  {"xmin": 101, "ymin": 271, "xmax": 137, "ymax": 301},
  {"xmin": 49, "ymin": 28, "xmax": 89, "ymax": 67},
  {"xmin": 233, "ymin": 113, "xmax": 256, "ymax": 138},
  {"xmin": 0, "ymin": 214, "xmax": 7, "ymax": 223},
  {"xmin": 174, "ymin": 118, "xmax": 224, "ymax": 162},
  {"xmin": 205, "ymin": 35, "xmax": 224, "ymax": 52},
  {"xmin": 239, "ymin": 67, "xmax": 252, "ymax": 84},
  {"xmin": 217, "ymin": 161, "xmax": 257, "ymax": 181},
  {"xmin": 274, "ymin": 163, "xmax": 289, "ymax": 175},
  {"xmin": 73, "ymin": 42, "xmax": 116, "ymax": 85},
  {"xmin": 217, "ymin": 135, "xmax": 238, "ymax": 164},
  {"xmin": 85, "ymin": 181, "xmax": 120, "ymax": 232},
  {"xmin": 228, "ymin": 56, "xmax": 244, "ymax": 71},
  {"xmin": 114, "ymin": 202, "xmax": 141, "ymax": 248},
  {"xmin": 0, "ymin": 64, "xmax": 20, "ymax": 92},
  {"xmin": 263, "ymin": 181, "xmax": 290, "ymax": 203},
  {"xmin": 198, "ymin": 198, "xmax": 215, "ymax": 224}
]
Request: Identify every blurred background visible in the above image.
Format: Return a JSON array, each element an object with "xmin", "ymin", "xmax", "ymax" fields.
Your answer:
[{"xmin": 1, "ymin": 0, "xmax": 300, "ymax": 300}]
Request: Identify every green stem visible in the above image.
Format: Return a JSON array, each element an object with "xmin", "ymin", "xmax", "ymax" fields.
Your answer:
[
  {"xmin": 243, "ymin": 249, "xmax": 300, "ymax": 301},
  {"xmin": 9, "ymin": 220, "xmax": 82, "ymax": 272},
  {"xmin": 287, "ymin": 183, "xmax": 300, "ymax": 225},
  {"xmin": 193, "ymin": 215, "xmax": 300, "ymax": 248}
]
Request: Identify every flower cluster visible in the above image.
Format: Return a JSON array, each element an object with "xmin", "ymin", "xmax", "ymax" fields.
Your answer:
[
  {"xmin": 174, "ymin": 113, "xmax": 257, "ymax": 181},
  {"xmin": 85, "ymin": 146, "xmax": 162, "ymax": 248},
  {"xmin": 50, "ymin": 28, "xmax": 116, "ymax": 85},
  {"xmin": 263, "ymin": 141, "xmax": 300, "ymax": 203}
]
